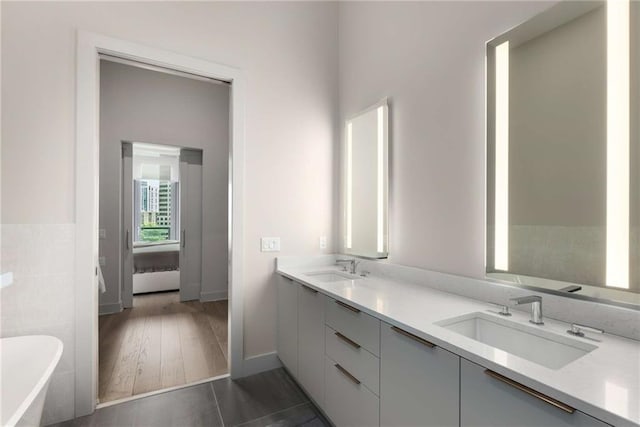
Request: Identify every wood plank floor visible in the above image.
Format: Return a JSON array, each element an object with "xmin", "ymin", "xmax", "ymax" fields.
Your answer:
[{"xmin": 99, "ymin": 292, "xmax": 228, "ymax": 403}]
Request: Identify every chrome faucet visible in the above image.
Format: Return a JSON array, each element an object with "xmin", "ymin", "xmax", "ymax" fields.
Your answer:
[
  {"xmin": 567, "ymin": 323, "xmax": 604, "ymax": 338},
  {"xmin": 510, "ymin": 295, "xmax": 544, "ymax": 325},
  {"xmin": 336, "ymin": 258, "xmax": 358, "ymax": 274}
]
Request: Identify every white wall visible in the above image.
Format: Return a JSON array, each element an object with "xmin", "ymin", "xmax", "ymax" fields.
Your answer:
[
  {"xmin": 338, "ymin": 1, "xmax": 554, "ymax": 279},
  {"xmin": 3, "ymin": 1, "xmax": 603, "ymax": 424},
  {"xmin": 132, "ymin": 154, "xmax": 180, "ymax": 181},
  {"xmin": 99, "ymin": 60, "xmax": 230, "ymax": 309},
  {"xmin": 1, "ymin": 2, "xmax": 337, "ymax": 423}
]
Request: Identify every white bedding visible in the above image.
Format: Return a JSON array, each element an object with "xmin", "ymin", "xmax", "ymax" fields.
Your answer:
[{"xmin": 133, "ymin": 241, "xmax": 180, "ymax": 273}]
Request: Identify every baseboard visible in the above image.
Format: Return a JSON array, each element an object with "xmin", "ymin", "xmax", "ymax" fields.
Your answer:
[
  {"xmin": 242, "ymin": 351, "xmax": 282, "ymax": 377},
  {"xmin": 200, "ymin": 289, "xmax": 228, "ymax": 302},
  {"xmin": 99, "ymin": 302, "xmax": 122, "ymax": 315}
]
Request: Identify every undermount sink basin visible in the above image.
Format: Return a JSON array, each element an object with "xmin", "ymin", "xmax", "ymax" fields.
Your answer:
[
  {"xmin": 436, "ymin": 312, "xmax": 597, "ymax": 369},
  {"xmin": 305, "ymin": 271, "xmax": 361, "ymax": 283}
]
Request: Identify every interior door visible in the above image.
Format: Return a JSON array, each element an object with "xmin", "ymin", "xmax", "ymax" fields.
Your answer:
[
  {"xmin": 121, "ymin": 142, "xmax": 134, "ymax": 308},
  {"xmin": 179, "ymin": 148, "xmax": 203, "ymax": 301}
]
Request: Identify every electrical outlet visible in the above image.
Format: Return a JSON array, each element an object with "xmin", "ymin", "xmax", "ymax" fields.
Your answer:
[
  {"xmin": 99, "ymin": 229, "xmax": 106, "ymax": 239},
  {"xmin": 261, "ymin": 237, "xmax": 281, "ymax": 252},
  {"xmin": 319, "ymin": 236, "xmax": 327, "ymax": 249},
  {"xmin": 98, "ymin": 256, "xmax": 106, "ymax": 266}
]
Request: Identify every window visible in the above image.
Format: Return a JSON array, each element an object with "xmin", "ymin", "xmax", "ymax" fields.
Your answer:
[{"xmin": 136, "ymin": 179, "xmax": 176, "ymax": 242}]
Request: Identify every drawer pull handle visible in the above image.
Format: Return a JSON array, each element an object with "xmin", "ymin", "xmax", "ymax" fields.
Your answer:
[
  {"xmin": 391, "ymin": 326, "xmax": 436, "ymax": 348},
  {"xmin": 336, "ymin": 300, "xmax": 360, "ymax": 313},
  {"xmin": 301, "ymin": 284, "xmax": 318, "ymax": 294},
  {"xmin": 334, "ymin": 331, "xmax": 361, "ymax": 349},
  {"xmin": 484, "ymin": 370, "xmax": 575, "ymax": 414},
  {"xmin": 334, "ymin": 363, "xmax": 361, "ymax": 385}
]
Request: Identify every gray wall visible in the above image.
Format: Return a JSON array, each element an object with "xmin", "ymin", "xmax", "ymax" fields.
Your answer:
[
  {"xmin": 99, "ymin": 60, "xmax": 230, "ymax": 309},
  {"xmin": 338, "ymin": 1, "xmax": 553, "ymax": 278}
]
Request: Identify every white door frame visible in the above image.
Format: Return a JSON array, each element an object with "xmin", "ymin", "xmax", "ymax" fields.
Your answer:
[{"xmin": 75, "ymin": 31, "xmax": 245, "ymax": 417}]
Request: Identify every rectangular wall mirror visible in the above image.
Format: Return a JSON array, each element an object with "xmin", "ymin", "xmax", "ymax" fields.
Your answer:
[
  {"xmin": 342, "ymin": 99, "xmax": 389, "ymax": 258},
  {"xmin": 486, "ymin": 1, "xmax": 639, "ymax": 308}
]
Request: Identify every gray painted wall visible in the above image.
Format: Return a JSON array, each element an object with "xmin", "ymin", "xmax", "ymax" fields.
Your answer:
[{"xmin": 99, "ymin": 60, "xmax": 230, "ymax": 309}]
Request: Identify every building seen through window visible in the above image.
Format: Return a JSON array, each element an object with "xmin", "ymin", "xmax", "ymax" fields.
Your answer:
[{"xmin": 134, "ymin": 162, "xmax": 178, "ymax": 242}]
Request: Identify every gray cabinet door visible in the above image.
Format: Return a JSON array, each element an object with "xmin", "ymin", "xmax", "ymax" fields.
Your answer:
[
  {"xmin": 179, "ymin": 149, "xmax": 203, "ymax": 302},
  {"xmin": 460, "ymin": 359, "xmax": 609, "ymax": 427},
  {"xmin": 277, "ymin": 276, "xmax": 299, "ymax": 375},
  {"xmin": 297, "ymin": 284, "xmax": 325, "ymax": 406},
  {"xmin": 324, "ymin": 355, "xmax": 379, "ymax": 427},
  {"xmin": 121, "ymin": 142, "xmax": 134, "ymax": 308},
  {"xmin": 380, "ymin": 322, "xmax": 460, "ymax": 427}
]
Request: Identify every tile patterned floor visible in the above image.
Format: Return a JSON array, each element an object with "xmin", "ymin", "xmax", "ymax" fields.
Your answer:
[{"xmin": 49, "ymin": 368, "xmax": 330, "ymax": 427}]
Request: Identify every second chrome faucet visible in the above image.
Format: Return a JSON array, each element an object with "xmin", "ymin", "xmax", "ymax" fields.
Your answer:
[
  {"xmin": 510, "ymin": 295, "xmax": 544, "ymax": 325},
  {"xmin": 336, "ymin": 258, "xmax": 359, "ymax": 274}
]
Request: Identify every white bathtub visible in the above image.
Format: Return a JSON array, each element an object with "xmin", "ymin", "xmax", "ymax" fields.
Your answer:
[{"xmin": 1, "ymin": 335, "xmax": 63, "ymax": 427}]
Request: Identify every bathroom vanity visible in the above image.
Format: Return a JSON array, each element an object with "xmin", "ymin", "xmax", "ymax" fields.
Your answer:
[
  {"xmin": 276, "ymin": 256, "xmax": 640, "ymax": 427},
  {"xmin": 278, "ymin": 6, "xmax": 640, "ymax": 424}
]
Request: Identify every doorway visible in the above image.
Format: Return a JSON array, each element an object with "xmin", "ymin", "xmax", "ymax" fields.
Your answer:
[
  {"xmin": 123, "ymin": 143, "xmax": 201, "ymax": 302},
  {"xmin": 76, "ymin": 32, "xmax": 246, "ymax": 417},
  {"xmin": 96, "ymin": 57, "xmax": 231, "ymax": 403}
]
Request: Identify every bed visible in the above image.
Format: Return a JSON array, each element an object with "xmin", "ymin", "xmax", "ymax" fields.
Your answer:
[{"xmin": 133, "ymin": 240, "xmax": 180, "ymax": 274}]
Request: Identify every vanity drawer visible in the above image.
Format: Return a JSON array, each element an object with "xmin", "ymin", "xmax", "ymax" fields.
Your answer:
[
  {"xmin": 325, "ymin": 325, "xmax": 380, "ymax": 395},
  {"xmin": 460, "ymin": 359, "xmax": 609, "ymax": 427},
  {"xmin": 325, "ymin": 297, "xmax": 380, "ymax": 356},
  {"xmin": 324, "ymin": 355, "xmax": 380, "ymax": 427}
]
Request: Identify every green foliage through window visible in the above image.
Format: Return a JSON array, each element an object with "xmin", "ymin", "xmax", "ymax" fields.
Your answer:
[{"xmin": 139, "ymin": 227, "xmax": 170, "ymax": 242}]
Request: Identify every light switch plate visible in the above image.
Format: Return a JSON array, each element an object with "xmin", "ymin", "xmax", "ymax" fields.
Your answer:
[
  {"xmin": 261, "ymin": 237, "xmax": 281, "ymax": 252},
  {"xmin": 319, "ymin": 236, "xmax": 327, "ymax": 249}
]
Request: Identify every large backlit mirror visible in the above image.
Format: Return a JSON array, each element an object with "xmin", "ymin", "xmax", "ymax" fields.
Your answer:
[
  {"xmin": 486, "ymin": 1, "xmax": 639, "ymax": 308},
  {"xmin": 341, "ymin": 99, "xmax": 389, "ymax": 258}
]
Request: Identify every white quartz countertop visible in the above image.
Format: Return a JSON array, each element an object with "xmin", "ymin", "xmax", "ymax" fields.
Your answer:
[{"xmin": 277, "ymin": 264, "xmax": 640, "ymax": 427}]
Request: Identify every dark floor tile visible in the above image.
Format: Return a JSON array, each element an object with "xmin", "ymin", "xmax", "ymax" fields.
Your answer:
[
  {"xmin": 213, "ymin": 368, "xmax": 309, "ymax": 426},
  {"xmin": 49, "ymin": 399, "xmax": 139, "ymax": 427},
  {"xmin": 236, "ymin": 403, "xmax": 331, "ymax": 427},
  {"xmin": 48, "ymin": 383, "xmax": 222, "ymax": 427},
  {"xmin": 134, "ymin": 383, "xmax": 222, "ymax": 427},
  {"xmin": 85, "ymin": 400, "xmax": 140, "ymax": 427},
  {"xmin": 47, "ymin": 419, "xmax": 81, "ymax": 427},
  {"xmin": 49, "ymin": 369, "xmax": 315, "ymax": 427}
]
